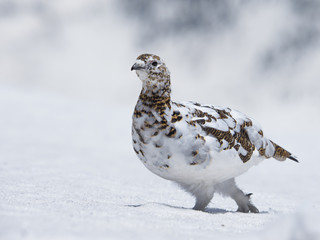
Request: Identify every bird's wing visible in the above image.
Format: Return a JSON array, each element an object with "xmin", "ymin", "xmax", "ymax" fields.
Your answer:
[{"xmin": 176, "ymin": 101, "xmax": 297, "ymax": 163}]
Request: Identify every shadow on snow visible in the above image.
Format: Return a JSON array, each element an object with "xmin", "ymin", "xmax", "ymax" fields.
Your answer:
[{"xmin": 125, "ymin": 202, "xmax": 269, "ymax": 214}]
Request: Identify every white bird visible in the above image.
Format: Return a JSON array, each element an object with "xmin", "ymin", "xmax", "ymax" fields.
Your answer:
[{"xmin": 131, "ymin": 53, "xmax": 298, "ymax": 212}]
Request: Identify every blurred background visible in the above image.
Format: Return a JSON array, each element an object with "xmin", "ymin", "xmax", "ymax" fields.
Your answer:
[
  {"xmin": 1, "ymin": 0, "xmax": 319, "ymax": 109},
  {"xmin": 1, "ymin": 0, "xmax": 320, "ymax": 239}
]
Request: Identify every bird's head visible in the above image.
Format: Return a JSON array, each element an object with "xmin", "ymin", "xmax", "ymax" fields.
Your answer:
[{"xmin": 131, "ymin": 54, "xmax": 170, "ymax": 90}]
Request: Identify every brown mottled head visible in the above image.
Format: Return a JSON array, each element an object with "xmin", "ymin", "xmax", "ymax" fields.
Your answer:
[{"xmin": 131, "ymin": 54, "xmax": 170, "ymax": 90}]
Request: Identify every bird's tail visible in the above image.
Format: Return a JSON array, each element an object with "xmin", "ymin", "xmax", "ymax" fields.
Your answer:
[{"xmin": 270, "ymin": 140, "xmax": 299, "ymax": 162}]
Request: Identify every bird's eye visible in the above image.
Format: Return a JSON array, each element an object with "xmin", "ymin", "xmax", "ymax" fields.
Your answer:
[{"xmin": 152, "ymin": 61, "xmax": 158, "ymax": 67}]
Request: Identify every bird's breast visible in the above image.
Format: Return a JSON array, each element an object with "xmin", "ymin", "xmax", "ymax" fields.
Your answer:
[{"xmin": 132, "ymin": 113, "xmax": 213, "ymax": 178}]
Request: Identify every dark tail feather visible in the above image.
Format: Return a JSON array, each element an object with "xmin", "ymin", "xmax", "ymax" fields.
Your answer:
[{"xmin": 288, "ymin": 155, "xmax": 299, "ymax": 163}]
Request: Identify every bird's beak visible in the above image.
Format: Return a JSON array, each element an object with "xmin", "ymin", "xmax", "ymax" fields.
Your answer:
[{"xmin": 131, "ymin": 60, "xmax": 146, "ymax": 71}]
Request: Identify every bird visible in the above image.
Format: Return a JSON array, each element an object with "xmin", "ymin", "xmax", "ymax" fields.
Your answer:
[{"xmin": 131, "ymin": 53, "xmax": 298, "ymax": 213}]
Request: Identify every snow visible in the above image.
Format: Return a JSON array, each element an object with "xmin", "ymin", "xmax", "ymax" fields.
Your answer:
[{"xmin": 0, "ymin": 86, "xmax": 319, "ymax": 240}]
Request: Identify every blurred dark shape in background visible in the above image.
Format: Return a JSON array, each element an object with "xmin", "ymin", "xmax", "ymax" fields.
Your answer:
[
  {"xmin": 261, "ymin": 0, "xmax": 320, "ymax": 71},
  {"xmin": 120, "ymin": 0, "xmax": 236, "ymax": 42},
  {"xmin": 0, "ymin": 0, "xmax": 319, "ymax": 108},
  {"xmin": 119, "ymin": 0, "xmax": 320, "ymax": 72}
]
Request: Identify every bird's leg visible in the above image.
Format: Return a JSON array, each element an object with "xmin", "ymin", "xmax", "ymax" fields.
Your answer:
[
  {"xmin": 193, "ymin": 192, "xmax": 214, "ymax": 211},
  {"xmin": 233, "ymin": 192, "xmax": 259, "ymax": 213},
  {"xmin": 215, "ymin": 178, "xmax": 259, "ymax": 213},
  {"xmin": 179, "ymin": 182, "xmax": 214, "ymax": 211}
]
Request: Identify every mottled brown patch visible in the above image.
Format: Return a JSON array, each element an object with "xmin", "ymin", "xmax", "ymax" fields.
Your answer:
[
  {"xmin": 193, "ymin": 109, "xmax": 217, "ymax": 122},
  {"xmin": 258, "ymin": 148, "xmax": 265, "ymax": 156},
  {"xmin": 234, "ymin": 125, "xmax": 255, "ymax": 162},
  {"xmin": 139, "ymin": 150, "xmax": 145, "ymax": 156},
  {"xmin": 144, "ymin": 121, "xmax": 153, "ymax": 128},
  {"xmin": 133, "ymin": 147, "xmax": 139, "ymax": 154},
  {"xmin": 193, "ymin": 119, "xmax": 206, "ymax": 124},
  {"xmin": 193, "ymin": 102, "xmax": 201, "ymax": 106},
  {"xmin": 166, "ymin": 127, "xmax": 176, "ymax": 138},
  {"xmin": 154, "ymin": 143, "xmax": 162, "ymax": 148},
  {"xmin": 151, "ymin": 131, "xmax": 159, "ymax": 137},
  {"xmin": 141, "ymin": 109, "xmax": 153, "ymax": 117},
  {"xmin": 137, "ymin": 54, "xmax": 153, "ymax": 62},
  {"xmin": 192, "ymin": 150, "xmax": 199, "ymax": 156},
  {"xmin": 139, "ymin": 92, "xmax": 171, "ymax": 116},
  {"xmin": 158, "ymin": 119, "xmax": 168, "ymax": 130},
  {"xmin": 201, "ymin": 119, "xmax": 257, "ymax": 163},
  {"xmin": 171, "ymin": 111, "xmax": 183, "ymax": 123},
  {"xmin": 234, "ymin": 144, "xmax": 240, "ymax": 151},
  {"xmin": 244, "ymin": 120, "xmax": 253, "ymax": 127},
  {"xmin": 216, "ymin": 109, "xmax": 232, "ymax": 119},
  {"xmin": 189, "ymin": 121, "xmax": 196, "ymax": 127},
  {"xmin": 153, "ymin": 55, "xmax": 160, "ymax": 61},
  {"xmin": 159, "ymin": 66, "xmax": 166, "ymax": 72},
  {"xmin": 195, "ymin": 134, "xmax": 206, "ymax": 142},
  {"xmin": 134, "ymin": 128, "xmax": 146, "ymax": 144},
  {"xmin": 134, "ymin": 109, "xmax": 142, "ymax": 118},
  {"xmin": 173, "ymin": 102, "xmax": 186, "ymax": 108},
  {"xmin": 202, "ymin": 127, "xmax": 234, "ymax": 148},
  {"xmin": 271, "ymin": 141, "xmax": 291, "ymax": 161}
]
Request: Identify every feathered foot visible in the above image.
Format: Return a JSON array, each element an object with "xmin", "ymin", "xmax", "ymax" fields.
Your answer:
[
  {"xmin": 215, "ymin": 178, "xmax": 259, "ymax": 213},
  {"xmin": 236, "ymin": 193, "xmax": 259, "ymax": 213}
]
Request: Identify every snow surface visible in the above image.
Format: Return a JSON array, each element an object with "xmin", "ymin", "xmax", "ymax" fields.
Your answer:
[{"xmin": 1, "ymin": 86, "xmax": 320, "ymax": 240}]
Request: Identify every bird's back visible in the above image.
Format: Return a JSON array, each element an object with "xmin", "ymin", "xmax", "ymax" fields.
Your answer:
[{"xmin": 174, "ymin": 101, "xmax": 297, "ymax": 162}]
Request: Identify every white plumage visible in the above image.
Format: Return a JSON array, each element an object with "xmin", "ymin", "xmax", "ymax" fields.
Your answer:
[{"xmin": 131, "ymin": 53, "xmax": 298, "ymax": 212}]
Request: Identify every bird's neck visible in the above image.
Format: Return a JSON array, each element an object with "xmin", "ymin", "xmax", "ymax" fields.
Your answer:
[{"xmin": 137, "ymin": 78, "xmax": 172, "ymax": 114}]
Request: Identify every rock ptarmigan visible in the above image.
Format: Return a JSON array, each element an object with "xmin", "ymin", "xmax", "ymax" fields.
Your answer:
[{"xmin": 131, "ymin": 53, "xmax": 298, "ymax": 213}]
